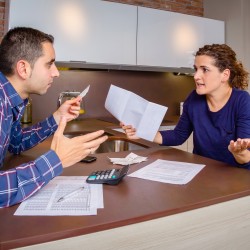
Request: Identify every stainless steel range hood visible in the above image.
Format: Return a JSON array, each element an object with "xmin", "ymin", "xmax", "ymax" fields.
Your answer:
[{"xmin": 55, "ymin": 61, "xmax": 195, "ymax": 75}]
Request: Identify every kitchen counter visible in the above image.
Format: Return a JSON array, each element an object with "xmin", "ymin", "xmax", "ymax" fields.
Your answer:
[{"xmin": 1, "ymin": 119, "xmax": 250, "ymax": 249}]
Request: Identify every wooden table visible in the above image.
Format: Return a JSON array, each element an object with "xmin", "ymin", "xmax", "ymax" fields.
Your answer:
[{"xmin": 1, "ymin": 144, "xmax": 250, "ymax": 249}]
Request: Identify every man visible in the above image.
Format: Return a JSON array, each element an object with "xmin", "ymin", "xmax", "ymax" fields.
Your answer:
[{"xmin": 0, "ymin": 27, "xmax": 108, "ymax": 207}]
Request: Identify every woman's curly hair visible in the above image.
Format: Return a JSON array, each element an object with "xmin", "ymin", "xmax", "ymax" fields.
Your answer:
[{"xmin": 195, "ymin": 44, "xmax": 249, "ymax": 90}]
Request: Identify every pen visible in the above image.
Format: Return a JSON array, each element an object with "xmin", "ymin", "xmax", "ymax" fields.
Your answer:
[{"xmin": 57, "ymin": 186, "xmax": 85, "ymax": 203}]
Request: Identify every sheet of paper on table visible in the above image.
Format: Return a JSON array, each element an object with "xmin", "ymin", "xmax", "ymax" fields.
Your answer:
[
  {"xmin": 14, "ymin": 176, "xmax": 103, "ymax": 216},
  {"xmin": 105, "ymin": 84, "xmax": 168, "ymax": 141},
  {"xmin": 128, "ymin": 159, "xmax": 205, "ymax": 185}
]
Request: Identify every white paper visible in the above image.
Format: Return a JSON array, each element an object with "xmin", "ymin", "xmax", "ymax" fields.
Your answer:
[
  {"xmin": 109, "ymin": 152, "xmax": 148, "ymax": 165},
  {"xmin": 105, "ymin": 85, "xmax": 168, "ymax": 141},
  {"xmin": 14, "ymin": 176, "xmax": 103, "ymax": 216},
  {"xmin": 128, "ymin": 159, "xmax": 205, "ymax": 185}
]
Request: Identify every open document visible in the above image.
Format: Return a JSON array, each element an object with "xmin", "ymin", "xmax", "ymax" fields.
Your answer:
[
  {"xmin": 128, "ymin": 159, "xmax": 205, "ymax": 185},
  {"xmin": 105, "ymin": 85, "xmax": 168, "ymax": 141},
  {"xmin": 14, "ymin": 176, "xmax": 103, "ymax": 216}
]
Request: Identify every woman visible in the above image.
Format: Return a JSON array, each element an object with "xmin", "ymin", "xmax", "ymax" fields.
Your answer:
[{"xmin": 121, "ymin": 44, "xmax": 250, "ymax": 169}]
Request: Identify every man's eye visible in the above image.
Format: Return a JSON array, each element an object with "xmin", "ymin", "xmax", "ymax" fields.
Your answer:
[{"xmin": 47, "ymin": 63, "xmax": 53, "ymax": 68}]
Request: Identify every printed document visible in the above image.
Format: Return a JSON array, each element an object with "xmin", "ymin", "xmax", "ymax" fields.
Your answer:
[
  {"xmin": 105, "ymin": 85, "xmax": 168, "ymax": 141},
  {"xmin": 128, "ymin": 159, "xmax": 205, "ymax": 184},
  {"xmin": 14, "ymin": 176, "xmax": 103, "ymax": 216}
]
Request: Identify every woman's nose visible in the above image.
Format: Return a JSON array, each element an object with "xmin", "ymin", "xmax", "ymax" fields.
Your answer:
[{"xmin": 193, "ymin": 71, "xmax": 199, "ymax": 81}]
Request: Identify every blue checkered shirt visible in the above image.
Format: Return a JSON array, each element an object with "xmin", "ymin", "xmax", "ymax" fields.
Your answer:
[{"xmin": 0, "ymin": 72, "xmax": 63, "ymax": 207}]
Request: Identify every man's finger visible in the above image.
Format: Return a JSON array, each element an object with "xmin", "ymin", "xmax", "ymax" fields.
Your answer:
[
  {"xmin": 55, "ymin": 116, "xmax": 67, "ymax": 136},
  {"xmin": 78, "ymin": 130, "xmax": 106, "ymax": 143},
  {"xmin": 65, "ymin": 97, "xmax": 81, "ymax": 105}
]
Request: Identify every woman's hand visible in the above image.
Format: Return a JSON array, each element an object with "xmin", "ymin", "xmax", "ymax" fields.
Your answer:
[
  {"xmin": 120, "ymin": 122, "xmax": 163, "ymax": 144},
  {"xmin": 53, "ymin": 96, "xmax": 82, "ymax": 124},
  {"xmin": 228, "ymin": 138, "xmax": 250, "ymax": 164},
  {"xmin": 120, "ymin": 122, "xmax": 140, "ymax": 139}
]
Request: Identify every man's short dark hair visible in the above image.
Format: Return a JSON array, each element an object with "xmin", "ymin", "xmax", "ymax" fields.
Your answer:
[{"xmin": 0, "ymin": 27, "xmax": 54, "ymax": 76}]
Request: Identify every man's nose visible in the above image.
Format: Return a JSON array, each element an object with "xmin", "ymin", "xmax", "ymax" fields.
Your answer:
[{"xmin": 52, "ymin": 64, "xmax": 60, "ymax": 78}]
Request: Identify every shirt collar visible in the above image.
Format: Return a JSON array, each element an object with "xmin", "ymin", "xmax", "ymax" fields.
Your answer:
[{"xmin": 0, "ymin": 71, "xmax": 26, "ymax": 108}]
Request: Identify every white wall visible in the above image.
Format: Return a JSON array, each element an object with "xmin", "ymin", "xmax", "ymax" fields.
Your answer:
[{"xmin": 204, "ymin": 0, "xmax": 250, "ymax": 92}]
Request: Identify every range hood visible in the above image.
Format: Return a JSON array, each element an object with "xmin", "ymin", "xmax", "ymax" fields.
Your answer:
[{"xmin": 55, "ymin": 61, "xmax": 195, "ymax": 75}]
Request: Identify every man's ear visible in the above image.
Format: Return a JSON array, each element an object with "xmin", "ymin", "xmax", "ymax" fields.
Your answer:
[{"xmin": 16, "ymin": 60, "xmax": 31, "ymax": 79}]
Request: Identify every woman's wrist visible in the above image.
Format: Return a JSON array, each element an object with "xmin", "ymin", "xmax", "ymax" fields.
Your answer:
[
  {"xmin": 154, "ymin": 132, "xmax": 163, "ymax": 144},
  {"xmin": 233, "ymin": 150, "xmax": 250, "ymax": 164}
]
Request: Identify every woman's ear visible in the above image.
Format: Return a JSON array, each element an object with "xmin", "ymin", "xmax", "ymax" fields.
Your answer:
[
  {"xmin": 222, "ymin": 68, "xmax": 230, "ymax": 82},
  {"xmin": 16, "ymin": 60, "xmax": 31, "ymax": 79}
]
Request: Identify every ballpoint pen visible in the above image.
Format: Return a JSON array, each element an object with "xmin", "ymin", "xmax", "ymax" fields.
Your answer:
[{"xmin": 57, "ymin": 186, "xmax": 85, "ymax": 203}]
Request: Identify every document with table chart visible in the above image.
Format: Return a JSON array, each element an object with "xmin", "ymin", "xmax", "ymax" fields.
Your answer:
[
  {"xmin": 128, "ymin": 159, "xmax": 205, "ymax": 185},
  {"xmin": 14, "ymin": 176, "xmax": 103, "ymax": 216}
]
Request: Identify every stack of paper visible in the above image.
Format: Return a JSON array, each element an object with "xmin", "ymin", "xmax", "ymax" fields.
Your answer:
[{"xmin": 109, "ymin": 152, "xmax": 147, "ymax": 165}]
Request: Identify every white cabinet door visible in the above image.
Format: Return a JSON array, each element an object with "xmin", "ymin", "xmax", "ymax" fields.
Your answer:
[
  {"xmin": 137, "ymin": 7, "xmax": 225, "ymax": 68},
  {"xmin": 8, "ymin": 0, "xmax": 137, "ymax": 64}
]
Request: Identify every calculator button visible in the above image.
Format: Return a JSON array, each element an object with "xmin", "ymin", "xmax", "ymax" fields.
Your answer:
[
  {"xmin": 105, "ymin": 174, "xmax": 109, "ymax": 179},
  {"xmin": 100, "ymin": 175, "xmax": 105, "ymax": 179},
  {"xmin": 88, "ymin": 176, "xmax": 96, "ymax": 180},
  {"xmin": 108, "ymin": 169, "xmax": 115, "ymax": 178},
  {"xmin": 96, "ymin": 175, "xmax": 100, "ymax": 180}
]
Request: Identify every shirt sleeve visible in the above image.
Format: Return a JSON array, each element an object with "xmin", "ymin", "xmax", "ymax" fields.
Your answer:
[
  {"xmin": 0, "ymin": 150, "xmax": 63, "ymax": 208},
  {"xmin": 233, "ymin": 91, "xmax": 250, "ymax": 169},
  {"xmin": 160, "ymin": 92, "xmax": 194, "ymax": 146},
  {"xmin": 9, "ymin": 115, "xmax": 58, "ymax": 154}
]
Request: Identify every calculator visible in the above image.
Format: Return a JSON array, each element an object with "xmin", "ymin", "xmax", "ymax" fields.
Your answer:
[{"xmin": 86, "ymin": 165, "xmax": 130, "ymax": 185}]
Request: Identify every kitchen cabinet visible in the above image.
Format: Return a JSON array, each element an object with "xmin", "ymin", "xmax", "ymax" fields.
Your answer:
[
  {"xmin": 7, "ymin": 0, "xmax": 224, "ymax": 71},
  {"xmin": 137, "ymin": 7, "xmax": 225, "ymax": 68},
  {"xmin": 7, "ymin": 0, "xmax": 137, "ymax": 64}
]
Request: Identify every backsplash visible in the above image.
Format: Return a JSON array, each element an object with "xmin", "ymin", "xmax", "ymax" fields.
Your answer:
[{"xmin": 31, "ymin": 69, "xmax": 195, "ymax": 123}]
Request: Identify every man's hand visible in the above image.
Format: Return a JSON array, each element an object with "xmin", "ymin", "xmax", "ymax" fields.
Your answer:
[
  {"xmin": 53, "ymin": 96, "xmax": 82, "ymax": 124},
  {"xmin": 51, "ymin": 117, "xmax": 108, "ymax": 168}
]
